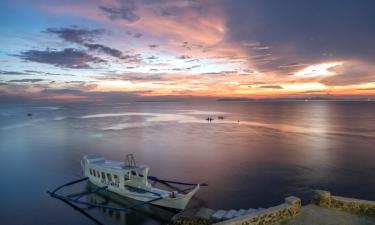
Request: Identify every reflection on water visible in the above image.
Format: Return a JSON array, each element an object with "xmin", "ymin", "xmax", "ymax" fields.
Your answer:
[
  {"xmin": 57, "ymin": 183, "xmax": 175, "ymax": 225},
  {"xmin": 0, "ymin": 118, "xmax": 47, "ymax": 130},
  {"xmin": 0, "ymin": 101, "xmax": 374, "ymax": 225},
  {"xmin": 32, "ymin": 106, "xmax": 62, "ymax": 110},
  {"xmin": 2, "ymin": 108, "xmax": 374, "ymax": 138}
]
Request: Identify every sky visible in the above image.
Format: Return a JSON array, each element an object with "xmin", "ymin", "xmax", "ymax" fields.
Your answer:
[{"xmin": 0, "ymin": 0, "xmax": 374, "ymax": 102}]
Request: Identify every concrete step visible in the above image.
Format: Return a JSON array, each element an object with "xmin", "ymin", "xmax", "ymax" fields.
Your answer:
[
  {"xmin": 211, "ymin": 207, "xmax": 268, "ymax": 221},
  {"xmin": 223, "ymin": 209, "xmax": 237, "ymax": 220},
  {"xmin": 194, "ymin": 207, "xmax": 215, "ymax": 219},
  {"xmin": 246, "ymin": 208, "xmax": 257, "ymax": 214},
  {"xmin": 234, "ymin": 209, "xmax": 247, "ymax": 218},
  {"xmin": 211, "ymin": 209, "xmax": 227, "ymax": 221}
]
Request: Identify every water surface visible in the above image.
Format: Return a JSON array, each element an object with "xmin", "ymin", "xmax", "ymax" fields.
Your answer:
[{"xmin": 0, "ymin": 101, "xmax": 374, "ymax": 224}]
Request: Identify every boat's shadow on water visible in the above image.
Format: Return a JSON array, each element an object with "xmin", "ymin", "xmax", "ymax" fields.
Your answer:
[{"xmin": 52, "ymin": 182, "xmax": 206, "ymax": 225}]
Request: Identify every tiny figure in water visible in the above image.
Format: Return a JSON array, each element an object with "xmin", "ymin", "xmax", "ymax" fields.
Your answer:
[
  {"xmin": 218, "ymin": 116, "xmax": 224, "ymax": 120},
  {"xmin": 206, "ymin": 117, "xmax": 214, "ymax": 122}
]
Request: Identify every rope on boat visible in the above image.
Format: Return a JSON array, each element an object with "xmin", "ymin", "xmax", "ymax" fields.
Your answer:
[{"xmin": 148, "ymin": 176, "xmax": 208, "ymax": 186}]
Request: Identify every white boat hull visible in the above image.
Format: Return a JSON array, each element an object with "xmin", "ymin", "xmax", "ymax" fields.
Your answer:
[{"xmin": 89, "ymin": 178, "xmax": 199, "ymax": 210}]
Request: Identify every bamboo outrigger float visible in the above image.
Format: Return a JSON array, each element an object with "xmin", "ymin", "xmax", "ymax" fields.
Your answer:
[{"xmin": 48, "ymin": 154, "xmax": 206, "ymax": 212}]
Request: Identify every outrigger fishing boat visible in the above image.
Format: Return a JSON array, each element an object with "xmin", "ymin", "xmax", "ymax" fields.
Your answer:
[{"xmin": 48, "ymin": 154, "xmax": 205, "ymax": 212}]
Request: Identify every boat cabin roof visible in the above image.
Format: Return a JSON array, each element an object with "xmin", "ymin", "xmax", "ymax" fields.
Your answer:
[{"xmin": 84, "ymin": 154, "xmax": 148, "ymax": 172}]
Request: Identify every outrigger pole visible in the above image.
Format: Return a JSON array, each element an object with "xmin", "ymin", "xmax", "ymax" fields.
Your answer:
[
  {"xmin": 147, "ymin": 176, "xmax": 208, "ymax": 187},
  {"xmin": 50, "ymin": 177, "xmax": 89, "ymax": 194},
  {"xmin": 48, "ymin": 177, "xmax": 164, "ymax": 212},
  {"xmin": 48, "ymin": 176, "xmax": 207, "ymax": 212}
]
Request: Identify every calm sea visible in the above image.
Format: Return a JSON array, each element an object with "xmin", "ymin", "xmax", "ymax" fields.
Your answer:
[{"xmin": 0, "ymin": 101, "xmax": 374, "ymax": 225}]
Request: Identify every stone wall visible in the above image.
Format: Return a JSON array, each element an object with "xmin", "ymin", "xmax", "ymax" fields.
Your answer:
[
  {"xmin": 170, "ymin": 217, "xmax": 212, "ymax": 225},
  {"xmin": 312, "ymin": 190, "xmax": 375, "ymax": 216},
  {"xmin": 212, "ymin": 197, "xmax": 301, "ymax": 225},
  {"xmin": 169, "ymin": 207, "xmax": 213, "ymax": 225}
]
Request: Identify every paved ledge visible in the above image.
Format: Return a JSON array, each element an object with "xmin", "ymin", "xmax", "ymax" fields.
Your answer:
[
  {"xmin": 312, "ymin": 190, "xmax": 375, "ymax": 216},
  {"xmin": 168, "ymin": 191, "xmax": 375, "ymax": 225},
  {"xmin": 278, "ymin": 204, "xmax": 375, "ymax": 225}
]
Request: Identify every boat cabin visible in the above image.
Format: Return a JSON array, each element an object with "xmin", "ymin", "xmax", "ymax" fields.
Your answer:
[{"xmin": 82, "ymin": 154, "xmax": 152, "ymax": 190}]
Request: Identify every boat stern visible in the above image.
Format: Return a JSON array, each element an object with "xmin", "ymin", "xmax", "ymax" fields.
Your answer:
[{"xmin": 154, "ymin": 184, "xmax": 200, "ymax": 210}]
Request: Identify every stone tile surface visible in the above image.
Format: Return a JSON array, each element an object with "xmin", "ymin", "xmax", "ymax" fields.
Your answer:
[{"xmin": 279, "ymin": 204, "xmax": 375, "ymax": 225}]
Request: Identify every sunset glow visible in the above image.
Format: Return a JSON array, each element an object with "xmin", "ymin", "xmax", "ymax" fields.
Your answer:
[
  {"xmin": 295, "ymin": 62, "xmax": 343, "ymax": 78},
  {"xmin": 1, "ymin": 0, "xmax": 374, "ymax": 102}
]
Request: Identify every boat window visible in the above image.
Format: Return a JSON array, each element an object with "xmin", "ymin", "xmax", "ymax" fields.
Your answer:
[
  {"xmin": 101, "ymin": 172, "xmax": 105, "ymax": 179},
  {"xmin": 93, "ymin": 169, "xmax": 96, "ymax": 176},
  {"xmin": 89, "ymin": 169, "xmax": 92, "ymax": 175},
  {"xmin": 114, "ymin": 174, "xmax": 120, "ymax": 183},
  {"xmin": 107, "ymin": 173, "xmax": 112, "ymax": 181},
  {"xmin": 124, "ymin": 172, "xmax": 130, "ymax": 181},
  {"xmin": 131, "ymin": 170, "xmax": 137, "ymax": 176}
]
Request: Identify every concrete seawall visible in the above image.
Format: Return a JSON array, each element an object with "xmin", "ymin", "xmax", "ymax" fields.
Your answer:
[
  {"xmin": 312, "ymin": 190, "xmax": 375, "ymax": 216},
  {"xmin": 169, "ymin": 190, "xmax": 375, "ymax": 225},
  {"xmin": 213, "ymin": 197, "xmax": 301, "ymax": 225}
]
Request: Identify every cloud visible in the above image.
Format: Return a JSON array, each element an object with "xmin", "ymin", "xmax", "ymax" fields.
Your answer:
[
  {"xmin": 46, "ymin": 27, "xmax": 104, "ymax": 44},
  {"xmin": 23, "ymin": 70, "xmax": 40, "ymax": 73},
  {"xmin": 357, "ymin": 87, "xmax": 375, "ymax": 91},
  {"xmin": 221, "ymin": 0, "xmax": 375, "ymax": 72},
  {"xmin": 299, "ymin": 90, "xmax": 326, "ymax": 94},
  {"xmin": 134, "ymin": 32, "xmax": 143, "ymax": 38},
  {"xmin": 259, "ymin": 85, "xmax": 283, "ymax": 89},
  {"xmin": 46, "ymin": 27, "xmax": 125, "ymax": 59},
  {"xmin": 0, "ymin": 91, "xmax": 31, "ymax": 103},
  {"xmin": 239, "ymin": 82, "xmax": 265, "ymax": 86},
  {"xmin": 177, "ymin": 55, "xmax": 192, "ymax": 59},
  {"xmin": 0, "ymin": 70, "xmax": 27, "ymax": 75},
  {"xmin": 41, "ymin": 88, "xmax": 83, "ymax": 95},
  {"xmin": 84, "ymin": 43, "xmax": 123, "ymax": 58},
  {"xmin": 125, "ymin": 31, "xmax": 143, "ymax": 38},
  {"xmin": 101, "ymin": 72, "xmax": 162, "ymax": 82},
  {"xmin": 319, "ymin": 61, "xmax": 375, "ymax": 86},
  {"xmin": 99, "ymin": 0, "xmax": 139, "ymax": 23},
  {"xmin": 98, "ymin": 0, "xmax": 202, "ymax": 23},
  {"xmin": 8, "ymin": 79, "xmax": 45, "ymax": 83},
  {"xmin": 278, "ymin": 62, "xmax": 306, "ymax": 69},
  {"xmin": 21, "ymin": 70, "xmax": 75, "ymax": 77},
  {"xmin": 39, "ymin": 88, "xmax": 144, "ymax": 102},
  {"xmin": 17, "ymin": 48, "xmax": 106, "ymax": 69},
  {"xmin": 146, "ymin": 56, "xmax": 158, "ymax": 60},
  {"xmin": 123, "ymin": 54, "xmax": 143, "ymax": 63},
  {"xmin": 4, "ymin": 0, "xmax": 375, "ymax": 99}
]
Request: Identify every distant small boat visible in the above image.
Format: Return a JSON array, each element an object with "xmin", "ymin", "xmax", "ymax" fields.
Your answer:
[
  {"xmin": 27, "ymin": 113, "xmax": 32, "ymax": 116},
  {"xmin": 218, "ymin": 116, "xmax": 224, "ymax": 120},
  {"xmin": 206, "ymin": 117, "xmax": 214, "ymax": 122}
]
